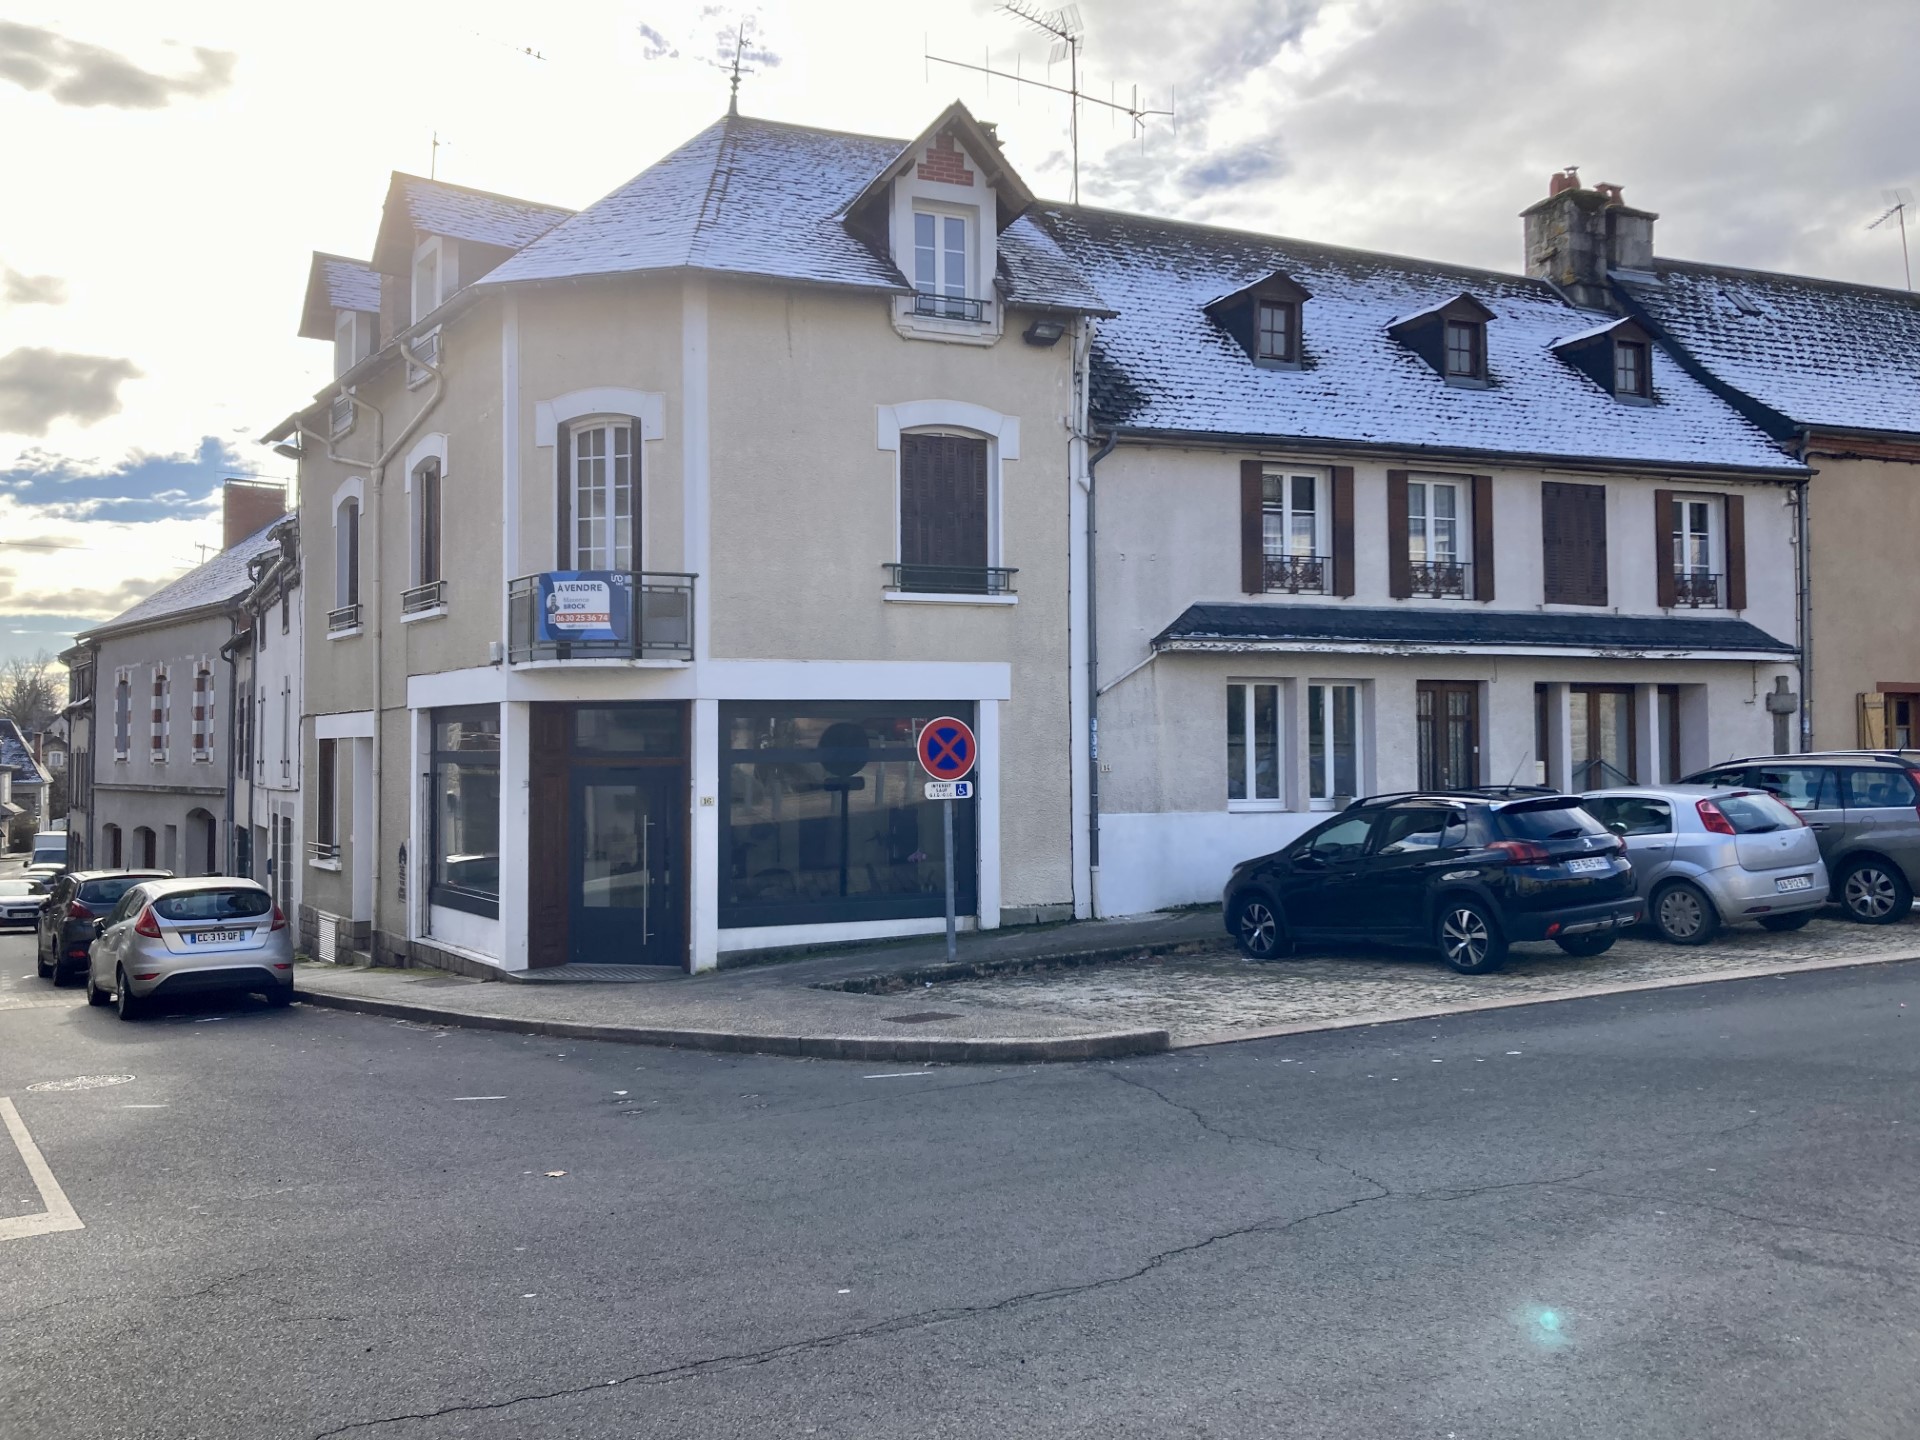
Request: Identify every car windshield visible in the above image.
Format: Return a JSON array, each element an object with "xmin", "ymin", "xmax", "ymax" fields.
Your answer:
[
  {"xmin": 1497, "ymin": 799, "xmax": 1613, "ymax": 842},
  {"xmin": 80, "ymin": 876, "xmax": 149, "ymax": 907},
  {"xmin": 152, "ymin": 889, "xmax": 273, "ymax": 922},
  {"xmin": 0, "ymin": 878, "xmax": 41, "ymax": 898},
  {"xmin": 1713, "ymin": 792, "xmax": 1804, "ymax": 834}
]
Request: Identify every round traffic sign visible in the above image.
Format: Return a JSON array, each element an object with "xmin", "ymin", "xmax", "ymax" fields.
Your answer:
[{"xmin": 916, "ymin": 716, "xmax": 977, "ymax": 781}]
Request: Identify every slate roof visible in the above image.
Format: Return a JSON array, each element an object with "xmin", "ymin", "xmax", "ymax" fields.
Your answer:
[
  {"xmin": 299, "ymin": 253, "xmax": 383, "ymax": 340},
  {"xmin": 79, "ymin": 522, "xmax": 283, "ymax": 641},
  {"xmin": 0, "ymin": 718, "xmax": 45, "ymax": 786},
  {"xmin": 386, "ymin": 174, "xmax": 573, "ymax": 252},
  {"xmin": 1039, "ymin": 205, "xmax": 1804, "ymax": 475},
  {"xmin": 1613, "ymin": 259, "xmax": 1920, "ymax": 436},
  {"xmin": 480, "ymin": 113, "xmax": 1109, "ymax": 314},
  {"xmin": 1154, "ymin": 602, "xmax": 1795, "ymax": 657}
]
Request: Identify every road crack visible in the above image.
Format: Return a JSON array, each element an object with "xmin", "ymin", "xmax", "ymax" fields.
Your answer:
[{"xmin": 1563, "ymin": 1183, "xmax": 1920, "ymax": 1251}]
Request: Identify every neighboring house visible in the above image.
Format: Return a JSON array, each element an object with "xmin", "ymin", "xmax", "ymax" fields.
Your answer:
[
  {"xmin": 1521, "ymin": 171, "xmax": 1920, "ymax": 750},
  {"xmin": 0, "ymin": 717, "xmax": 51, "ymax": 848},
  {"xmin": 225, "ymin": 516, "xmax": 303, "ymax": 922},
  {"xmin": 266, "ymin": 102, "xmax": 1106, "ymax": 974},
  {"xmin": 57, "ymin": 654, "xmax": 94, "ymax": 867},
  {"xmin": 1040, "ymin": 200, "xmax": 1807, "ymax": 914},
  {"xmin": 63, "ymin": 483, "xmax": 287, "ymax": 876}
]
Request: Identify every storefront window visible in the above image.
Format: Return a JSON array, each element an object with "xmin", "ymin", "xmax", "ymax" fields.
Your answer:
[
  {"xmin": 720, "ymin": 702, "xmax": 977, "ymax": 928},
  {"xmin": 431, "ymin": 706, "xmax": 501, "ymax": 916}
]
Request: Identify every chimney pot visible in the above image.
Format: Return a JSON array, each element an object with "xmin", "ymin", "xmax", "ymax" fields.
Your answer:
[
  {"xmin": 1549, "ymin": 168, "xmax": 1581, "ymax": 197},
  {"xmin": 221, "ymin": 479, "xmax": 287, "ymax": 553}
]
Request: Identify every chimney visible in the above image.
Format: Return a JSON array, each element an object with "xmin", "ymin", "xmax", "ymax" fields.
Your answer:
[
  {"xmin": 1522, "ymin": 172, "xmax": 1658, "ymax": 311},
  {"xmin": 222, "ymin": 479, "xmax": 287, "ymax": 553}
]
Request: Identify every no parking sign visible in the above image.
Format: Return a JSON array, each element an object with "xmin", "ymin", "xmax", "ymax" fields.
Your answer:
[{"xmin": 916, "ymin": 716, "xmax": 977, "ymax": 782}]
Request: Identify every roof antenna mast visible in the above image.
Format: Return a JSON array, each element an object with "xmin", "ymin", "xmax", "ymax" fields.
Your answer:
[
  {"xmin": 1868, "ymin": 189, "xmax": 1914, "ymax": 292},
  {"xmin": 926, "ymin": 3, "xmax": 1172, "ymax": 204},
  {"xmin": 710, "ymin": 23, "xmax": 756, "ymax": 116}
]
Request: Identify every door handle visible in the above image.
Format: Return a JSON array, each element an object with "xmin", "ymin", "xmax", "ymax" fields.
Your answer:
[{"xmin": 1808, "ymin": 822, "xmax": 1830, "ymax": 831}]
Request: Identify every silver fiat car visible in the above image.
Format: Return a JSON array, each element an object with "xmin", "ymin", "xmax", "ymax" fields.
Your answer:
[
  {"xmin": 1581, "ymin": 786, "xmax": 1828, "ymax": 944},
  {"xmin": 85, "ymin": 877, "xmax": 294, "ymax": 1020}
]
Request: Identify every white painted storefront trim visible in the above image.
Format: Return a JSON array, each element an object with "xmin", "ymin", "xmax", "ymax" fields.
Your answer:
[
  {"xmin": 314, "ymin": 710, "xmax": 375, "ymax": 740},
  {"xmin": 719, "ymin": 913, "xmax": 978, "ymax": 957},
  {"xmin": 405, "ymin": 659, "xmax": 1014, "ymax": 710},
  {"xmin": 1097, "ymin": 810, "xmax": 1322, "ymax": 918}
]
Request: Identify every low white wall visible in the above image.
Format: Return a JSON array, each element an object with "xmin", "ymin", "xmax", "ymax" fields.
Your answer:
[
  {"xmin": 1096, "ymin": 809, "xmax": 1321, "ymax": 917},
  {"xmin": 428, "ymin": 903, "xmax": 502, "ymax": 962}
]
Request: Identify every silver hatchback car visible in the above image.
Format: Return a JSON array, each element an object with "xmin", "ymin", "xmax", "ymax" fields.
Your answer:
[
  {"xmin": 1581, "ymin": 786, "xmax": 1829, "ymax": 944},
  {"xmin": 85, "ymin": 877, "xmax": 294, "ymax": 1020}
]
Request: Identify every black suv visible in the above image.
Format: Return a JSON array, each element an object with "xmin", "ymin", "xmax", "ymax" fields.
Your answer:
[
  {"xmin": 35, "ymin": 869, "xmax": 172, "ymax": 984},
  {"xmin": 1223, "ymin": 791, "xmax": 1641, "ymax": 973}
]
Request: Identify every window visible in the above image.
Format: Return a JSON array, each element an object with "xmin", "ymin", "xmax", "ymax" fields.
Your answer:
[
  {"xmin": 1570, "ymin": 685, "xmax": 1635, "ymax": 788},
  {"xmin": 103, "ymin": 823, "xmax": 122, "ymax": 868},
  {"xmin": 405, "ymin": 456, "xmax": 444, "ymax": 616},
  {"xmin": 333, "ymin": 497, "xmax": 361, "ymax": 631},
  {"xmin": 1747, "ymin": 766, "xmax": 1839, "ymax": 812},
  {"xmin": 1887, "ymin": 692, "xmax": 1920, "ymax": 749},
  {"xmin": 149, "ymin": 666, "xmax": 169, "ymax": 763},
  {"xmin": 1408, "ymin": 477, "xmax": 1469, "ymax": 595},
  {"xmin": 314, "ymin": 738, "xmax": 338, "ymax": 860},
  {"xmin": 1227, "ymin": 682, "xmax": 1283, "ymax": 805},
  {"xmin": 912, "ymin": 208, "xmax": 975, "ymax": 319},
  {"xmin": 113, "ymin": 672, "xmax": 131, "ymax": 760},
  {"xmin": 430, "ymin": 707, "xmax": 501, "ymax": 917},
  {"xmin": 1260, "ymin": 469, "xmax": 1326, "ymax": 591},
  {"xmin": 280, "ymin": 678, "xmax": 291, "ymax": 780},
  {"xmin": 1658, "ymin": 684, "xmax": 1681, "ymax": 782},
  {"xmin": 134, "ymin": 826, "xmax": 157, "ymax": 869},
  {"xmin": 1256, "ymin": 300, "xmax": 1296, "ymax": 362},
  {"xmin": 1670, "ymin": 496, "xmax": 1720, "ymax": 607},
  {"xmin": 333, "ymin": 311, "xmax": 372, "ymax": 377},
  {"xmin": 1843, "ymin": 767, "xmax": 1919, "ymax": 811},
  {"xmin": 897, "ymin": 432, "xmax": 1002, "ymax": 592},
  {"xmin": 719, "ymin": 702, "xmax": 978, "ymax": 929},
  {"xmin": 1416, "ymin": 681, "xmax": 1479, "ymax": 790},
  {"xmin": 1584, "ymin": 795, "xmax": 1673, "ymax": 837},
  {"xmin": 412, "ymin": 237, "xmax": 454, "ymax": 322},
  {"xmin": 569, "ymin": 420, "xmax": 635, "ymax": 570},
  {"xmin": 1445, "ymin": 319, "xmax": 1483, "ymax": 379},
  {"xmin": 1308, "ymin": 683, "xmax": 1360, "ymax": 806},
  {"xmin": 1541, "ymin": 481, "xmax": 1608, "ymax": 606},
  {"xmin": 1297, "ymin": 812, "xmax": 1373, "ymax": 865},
  {"xmin": 191, "ymin": 664, "xmax": 213, "ymax": 761},
  {"xmin": 1614, "ymin": 339, "xmax": 1649, "ymax": 397},
  {"xmin": 1373, "ymin": 807, "xmax": 1464, "ymax": 855}
]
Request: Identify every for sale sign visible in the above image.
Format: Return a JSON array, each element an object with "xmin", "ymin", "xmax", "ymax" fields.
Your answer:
[{"xmin": 535, "ymin": 572, "xmax": 631, "ymax": 645}]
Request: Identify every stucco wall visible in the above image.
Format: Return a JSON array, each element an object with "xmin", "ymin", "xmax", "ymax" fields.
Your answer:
[{"xmin": 1805, "ymin": 452, "xmax": 1920, "ymax": 746}]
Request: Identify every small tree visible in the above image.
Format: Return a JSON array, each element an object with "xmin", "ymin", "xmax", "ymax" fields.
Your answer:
[{"xmin": 0, "ymin": 652, "xmax": 59, "ymax": 735}]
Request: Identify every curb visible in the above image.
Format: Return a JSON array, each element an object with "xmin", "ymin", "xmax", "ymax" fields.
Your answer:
[
  {"xmin": 291, "ymin": 986, "xmax": 1171, "ymax": 1064},
  {"xmin": 816, "ymin": 937, "xmax": 1220, "ymax": 994}
]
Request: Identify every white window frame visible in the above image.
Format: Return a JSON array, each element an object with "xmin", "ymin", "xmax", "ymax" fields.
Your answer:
[
  {"xmin": 1256, "ymin": 300, "xmax": 1295, "ymax": 362},
  {"xmin": 911, "ymin": 202, "xmax": 976, "ymax": 314},
  {"xmin": 569, "ymin": 416, "xmax": 637, "ymax": 571},
  {"xmin": 191, "ymin": 663, "xmax": 214, "ymax": 762},
  {"xmin": 331, "ymin": 478, "xmax": 365, "ymax": 636},
  {"xmin": 1307, "ymin": 682, "xmax": 1364, "ymax": 809},
  {"xmin": 333, "ymin": 310, "xmax": 373, "ymax": 377},
  {"xmin": 1407, "ymin": 475, "xmax": 1471, "ymax": 568},
  {"xmin": 1227, "ymin": 680, "xmax": 1290, "ymax": 811},
  {"xmin": 412, "ymin": 236, "xmax": 455, "ymax": 323},
  {"xmin": 876, "ymin": 401, "xmax": 1020, "ymax": 604},
  {"xmin": 150, "ymin": 664, "xmax": 170, "ymax": 765},
  {"xmin": 1672, "ymin": 494, "xmax": 1720, "ymax": 578},
  {"xmin": 113, "ymin": 668, "xmax": 132, "ymax": 761},
  {"xmin": 1262, "ymin": 466, "xmax": 1328, "ymax": 562}
]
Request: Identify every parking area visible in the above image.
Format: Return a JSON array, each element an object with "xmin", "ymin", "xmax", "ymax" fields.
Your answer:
[{"xmin": 920, "ymin": 910, "xmax": 1920, "ymax": 1046}]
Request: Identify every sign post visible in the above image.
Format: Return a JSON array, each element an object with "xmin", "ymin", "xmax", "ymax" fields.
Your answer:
[{"xmin": 916, "ymin": 716, "xmax": 978, "ymax": 964}]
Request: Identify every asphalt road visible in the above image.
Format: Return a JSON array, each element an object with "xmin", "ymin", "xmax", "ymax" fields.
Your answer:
[{"xmin": 2, "ymin": 926, "xmax": 1917, "ymax": 1440}]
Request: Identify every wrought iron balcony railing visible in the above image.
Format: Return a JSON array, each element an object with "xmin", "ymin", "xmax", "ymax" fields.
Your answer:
[
  {"xmin": 884, "ymin": 563, "xmax": 1018, "ymax": 597},
  {"xmin": 507, "ymin": 571, "xmax": 696, "ymax": 663},
  {"xmin": 401, "ymin": 580, "xmax": 446, "ymax": 615},
  {"xmin": 1408, "ymin": 560, "xmax": 1472, "ymax": 599},
  {"xmin": 1261, "ymin": 552, "xmax": 1330, "ymax": 595},
  {"xmin": 910, "ymin": 291, "xmax": 988, "ymax": 322},
  {"xmin": 308, "ymin": 839, "xmax": 340, "ymax": 863},
  {"xmin": 326, "ymin": 602, "xmax": 362, "ymax": 634},
  {"xmin": 1671, "ymin": 570, "xmax": 1724, "ymax": 608}
]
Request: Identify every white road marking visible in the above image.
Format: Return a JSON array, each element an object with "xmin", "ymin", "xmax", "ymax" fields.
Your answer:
[
  {"xmin": 863, "ymin": 1072, "xmax": 933, "ymax": 1079},
  {"xmin": 122, "ymin": 1104, "xmax": 169, "ymax": 1109},
  {"xmin": 0, "ymin": 1097, "xmax": 83, "ymax": 1244},
  {"xmin": 452, "ymin": 1095, "xmax": 507, "ymax": 1101}
]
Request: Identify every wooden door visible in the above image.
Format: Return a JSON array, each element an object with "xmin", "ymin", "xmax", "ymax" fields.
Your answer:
[{"xmin": 1416, "ymin": 682, "xmax": 1479, "ymax": 790}]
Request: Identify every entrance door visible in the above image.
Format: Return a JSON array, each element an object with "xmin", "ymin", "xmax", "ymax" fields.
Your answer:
[
  {"xmin": 569, "ymin": 767, "xmax": 683, "ymax": 965},
  {"xmin": 1570, "ymin": 685, "xmax": 1636, "ymax": 788},
  {"xmin": 1416, "ymin": 682, "xmax": 1479, "ymax": 790}
]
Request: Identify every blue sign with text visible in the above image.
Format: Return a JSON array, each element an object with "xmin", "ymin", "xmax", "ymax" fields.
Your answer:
[{"xmin": 536, "ymin": 571, "xmax": 631, "ymax": 645}]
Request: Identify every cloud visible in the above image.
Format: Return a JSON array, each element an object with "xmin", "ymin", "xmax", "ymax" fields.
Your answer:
[
  {"xmin": 637, "ymin": 24, "xmax": 679, "ymax": 61},
  {"xmin": 0, "ymin": 349, "xmax": 141, "ymax": 437},
  {"xmin": 0, "ymin": 436, "xmax": 242, "ymax": 523},
  {"xmin": 0, "ymin": 22, "xmax": 235, "ymax": 108},
  {"xmin": 3, "ymin": 268, "xmax": 66, "ymax": 305}
]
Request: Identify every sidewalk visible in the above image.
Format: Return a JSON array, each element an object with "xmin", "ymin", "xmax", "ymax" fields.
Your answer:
[{"xmin": 294, "ymin": 910, "xmax": 1222, "ymax": 1063}]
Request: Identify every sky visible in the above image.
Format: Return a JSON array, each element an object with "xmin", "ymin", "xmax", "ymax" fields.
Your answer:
[{"xmin": 2, "ymin": 0, "xmax": 1917, "ymax": 669}]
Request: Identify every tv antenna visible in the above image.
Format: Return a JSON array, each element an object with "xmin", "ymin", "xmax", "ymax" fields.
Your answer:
[
  {"xmin": 1868, "ymin": 189, "xmax": 1914, "ymax": 291},
  {"xmin": 430, "ymin": 129, "xmax": 451, "ymax": 180},
  {"xmin": 926, "ymin": 2, "xmax": 1173, "ymax": 203}
]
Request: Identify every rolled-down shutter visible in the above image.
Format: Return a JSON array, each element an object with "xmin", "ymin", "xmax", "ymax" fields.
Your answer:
[
  {"xmin": 1471, "ymin": 474, "xmax": 1495, "ymax": 601},
  {"xmin": 555, "ymin": 424, "xmax": 572, "ymax": 569},
  {"xmin": 1330, "ymin": 465, "xmax": 1355, "ymax": 597},
  {"xmin": 1724, "ymin": 493, "xmax": 1747, "ymax": 610},
  {"xmin": 1653, "ymin": 488, "xmax": 1677, "ymax": 608},
  {"xmin": 1240, "ymin": 460, "xmax": 1265, "ymax": 593},
  {"xmin": 1387, "ymin": 469, "xmax": 1411, "ymax": 598},
  {"xmin": 1542, "ymin": 481, "xmax": 1608, "ymax": 606}
]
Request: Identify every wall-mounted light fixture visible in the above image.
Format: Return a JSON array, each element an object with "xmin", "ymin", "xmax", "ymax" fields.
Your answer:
[{"xmin": 1023, "ymin": 318, "xmax": 1067, "ymax": 347}]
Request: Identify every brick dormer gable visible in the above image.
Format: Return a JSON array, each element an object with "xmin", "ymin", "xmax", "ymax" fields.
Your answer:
[
  {"xmin": 918, "ymin": 130, "xmax": 977, "ymax": 188},
  {"xmin": 841, "ymin": 99, "xmax": 1037, "ymax": 244}
]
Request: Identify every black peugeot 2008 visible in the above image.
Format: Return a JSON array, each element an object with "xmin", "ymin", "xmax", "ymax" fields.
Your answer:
[{"xmin": 1222, "ymin": 791, "xmax": 1641, "ymax": 974}]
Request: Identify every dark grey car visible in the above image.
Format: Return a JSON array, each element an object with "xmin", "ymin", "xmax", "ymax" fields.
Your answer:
[{"xmin": 1684, "ymin": 752, "xmax": 1920, "ymax": 923}]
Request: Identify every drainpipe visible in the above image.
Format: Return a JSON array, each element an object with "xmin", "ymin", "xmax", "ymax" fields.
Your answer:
[
  {"xmin": 1792, "ymin": 433, "xmax": 1813, "ymax": 751},
  {"xmin": 1083, "ymin": 427, "xmax": 1120, "ymax": 886},
  {"xmin": 219, "ymin": 611, "xmax": 242, "ymax": 874}
]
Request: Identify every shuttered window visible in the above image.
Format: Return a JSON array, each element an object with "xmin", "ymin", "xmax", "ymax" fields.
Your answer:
[
  {"xmin": 900, "ymin": 433, "xmax": 989, "ymax": 570},
  {"xmin": 1541, "ymin": 481, "xmax": 1608, "ymax": 606}
]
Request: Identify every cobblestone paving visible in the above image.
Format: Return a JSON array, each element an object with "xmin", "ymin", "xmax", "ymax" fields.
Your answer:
[{"xmin": 927, "ymin": 912, "xmax": 1920, "ymax": 1046}]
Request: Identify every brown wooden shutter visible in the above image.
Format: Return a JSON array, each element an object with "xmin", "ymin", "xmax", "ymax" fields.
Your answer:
[
  {"xmin": 1471, "ymin": 474, "xmax": 1495, "ymax": 601},
  {"xmin": 1542, "ymin": 481, "xmax": 1608, "ymax": 606},
  {"xmin": 901, "ymin": 434, "xmax": 988, "ymax": 569},
  {"xmin": 1653, "ymin": 488, "xmax": 1677, "ymax": 607},
  {"xmin": 1330, "ymin": 465, "xmax": 1355, "ymax": 597},
  {"xmin": 1387, "ymin": 469, "xmax": 1412, "ymax": 598},
  {"xmin": 1240, "ymin": 460, "xmax": 1265, "ymax": 593},
  {"xmin": 555, "ymin": 425, "xmax": 572, "ymax": 569},
  {"xmin": 1723, "ymin": 493, "xmax": 1747, "ymax": 610}
]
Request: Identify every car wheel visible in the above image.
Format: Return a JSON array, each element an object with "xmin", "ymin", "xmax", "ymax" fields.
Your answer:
[
  {"xmin": 1839, "ymin": 860, "xmax": 1913, "ymax": 925},
  {"xmin": 1652, "ymin": 881, "xmax": 1720, "ymax": 945},
  {"xmin": 35, "ymin": 944, "xmax": 51, "ymax": 980},
  {"xmin": 266, "ymin": 984, "xmax": 293, "ymax": 1009},
  {"xmin": 114, "ymin": 968, "xmax": 143, "ymax": 1022},
  {"xmin": 1757, "ymin": 911, "xmax": 1814, "ymax": 933},
  {"xmin": 85, "ymin": 970, "xmax": 110, "ymax": 1007},
  {"xmin": 1437, "ymin": 900, "xmax": 1507, "ymax": 974},
  {"xmin": 1229, "ymin": 893, "xmax": 1289, "ymax": 960},
  {"xmin": 1554, "ymin": 933, "xmax": 1615, "ymax": 957}
]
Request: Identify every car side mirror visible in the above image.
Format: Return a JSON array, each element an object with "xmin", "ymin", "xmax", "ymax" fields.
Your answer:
[
  {"xmin": 1608, "ymin": 821, "xmax": 1629, "ymax": 837},
  {"xmin": 92, "ymin": 918, "xmax": 108, "ymax": 938}
]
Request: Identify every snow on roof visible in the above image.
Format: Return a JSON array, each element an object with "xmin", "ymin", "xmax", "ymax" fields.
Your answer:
[
  {"xmin": 1615, "ymin": 259, "xmax": 1920, "ymax": 436},
  {"xmin": 0, "ymin": 718, "xmax": 46, "ymax": 786},
  {"xmin": 372, "ymin": 174, "xmax": 574, "ymax": 273},
  {"xmin": 79, "ymin": 521, "xmax": 285, "ymax": 641},
  {"xmin": 1550, "ymin": 315, "xmax": 1635, "ymax": 349},
  {"xmin": 299, "ymin": 253, "xmax": 383, "ymax": 340},
  {"xmin": 1039, "ymin": 205, "xmax": 1803, "ymax": 474},
  {"xmin": 479, "ymin": 114, "xmax": 1108, "ymax": 314}
]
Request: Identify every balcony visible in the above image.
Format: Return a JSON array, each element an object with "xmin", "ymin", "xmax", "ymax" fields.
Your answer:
[
  {"xmin": 1672, "ymin": 569, "xmax": 1724, "ymax": 608},
  {"xmin": 1261, "ymin": 551, "xmax": 1330, "ymax": 595},
  {"xmin": 910, "ymin": 291, "xmax": 988, "ymax": 322},
  {"xmin": 1408, "ymin": 560, "xmax": 1471, "ymax": 599},
  {"xmin": 507, "ymin": 571, "xmax": 696, "ymax": 663},
  {"xmin": 308, "ymin": 839, "xmax": 340, "ymax": 863},
  {"xmin": 883, "ymin": 563, "xmax": 1018, "ymax": 597},
  {"xmin": 326, "ymin": 602, "xmax": 362, "ymax": 635},
  {"xmin": 401, "ymin": 580, "xmax": 446, "ymax": 616}
]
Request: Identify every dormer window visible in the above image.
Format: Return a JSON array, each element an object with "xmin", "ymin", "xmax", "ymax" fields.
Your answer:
[
  {"xmin": 912, "ymin": 207, "xmax": 980, "ymax": 320},
  {"xmin": 1207, "ymin": 271, "xmax": 1311, "ymax": 370},
  {"xmin": 333, "ymin": 311, "xmax": 374, "ymax": 378},
  {"xmin": 1551, "ymin": 316, "xmax": 1655, "ymax": 403},
  {"xmin": 1614, "ymin": 339, "xmax": 1649, "ymax": 398},
  {"xmin": 1444, "ymin": 319, "xmax": 1484, "ymax": 380},
  {"xmin": 1256, "ymin": 300, "xmax": 1297, "ymax": 362},
  {"xmin": 411, "ymin": 236, "xmax": 457, "ymax": 324}
]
